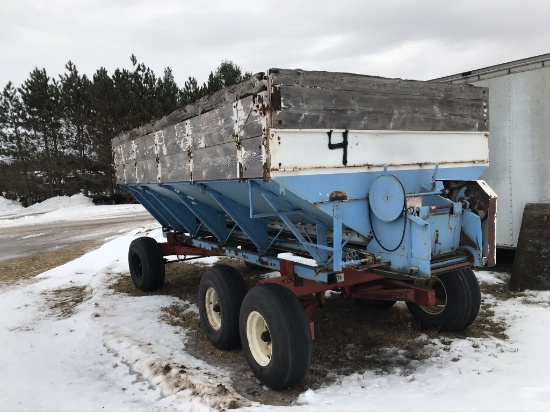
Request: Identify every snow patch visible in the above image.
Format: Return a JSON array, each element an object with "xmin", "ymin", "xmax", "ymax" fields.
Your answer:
[
  {"xmin": 0, "ymin": 194, "xmax": 148, "ymax": 228},
  {"xmin": 20, "ymin": 232, "xmax": 46, "ymax": 239},
  {"xmin": 0, "ymin": 196, "xmax": 23, "ymax": 216}
]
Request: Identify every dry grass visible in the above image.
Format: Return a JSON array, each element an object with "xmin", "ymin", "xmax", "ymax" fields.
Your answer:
[
  {"xmin": 110, "ymin": 258, "xmax": 513, "ymax": 405},
  {"xmin": 44, "ymin": 286, "xmax": 89, "ymax": 318},
  {"xmin": 479, "ymin": 281, "xmax": 518, "ymax": 301},
  {"xmin": 0, "ymin": 241, "xmax": 102, "ymax": 286}
]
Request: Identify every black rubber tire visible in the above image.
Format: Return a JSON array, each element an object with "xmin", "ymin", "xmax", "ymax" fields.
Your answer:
[
  {"xmin": 406, "ymin": 268, "xmax": 481, "ymax": 332},
  {"xmin": 356, "ymin": 299, "xmax": 397, "ymax": 310},
  {"xmin": 198, "ymin": 265, "xmax": 248, "ymax": 349},
  {"xmin": 239, "ymin": 284, "xmax": 312, "ymax": 389},
  {"xmin": 128, "ymin": 237, "xmax": 165, "ymax": 291}
]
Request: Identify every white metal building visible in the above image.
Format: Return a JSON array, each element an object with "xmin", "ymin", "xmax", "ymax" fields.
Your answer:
[{"xmin": 433, "ymin": 54, "xmax": 550, "ymax": 248}]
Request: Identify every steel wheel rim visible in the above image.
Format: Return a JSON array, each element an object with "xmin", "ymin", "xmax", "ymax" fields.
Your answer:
[
  {"xmin": 246, "ymin": 310, "xmax": 272, "ymax": 367},
  {"xmin": 418, "ymin": 276, "xmax": 447, "ymax": 315},
  {"xmin": 205, "ymin": 287, "xmax": 222, "ymax": 331}
]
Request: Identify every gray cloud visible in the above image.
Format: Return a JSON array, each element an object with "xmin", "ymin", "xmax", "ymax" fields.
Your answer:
[{"xmin": 1, "ymin": 0, "xmax": 548, "ymax": 88}]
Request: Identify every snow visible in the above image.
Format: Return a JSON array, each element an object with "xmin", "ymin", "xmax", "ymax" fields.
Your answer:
[
  {"xmin": 0, "ymin": 193, "xmax": 148, "ymax": 226},
  {"xmin": 0, "ymin": 195, "xmax": 23, "ymax": 216},
  {"xmin": 1, "ymin": 201, "xmax": 550, "ymax": 411}
]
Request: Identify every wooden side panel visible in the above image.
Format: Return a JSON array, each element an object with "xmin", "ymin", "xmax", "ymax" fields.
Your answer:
[
  {"xmin": 238, "ymin": 96, "xmax": 263, "ymax": 138},
  {"xmin": 115, "ymin": 164, "xmax": 125, "ymax": 185},
  {"xmin": 135, "ymin": 133, "xmax": 156, "ymax": 161},
  {"xmin": 275, "ymin": 85, "xmax": 488, "ymax": 132},
  {"xmin": 192, "ymin": 141, "xmax": 239, "ymax": 181},
  {"xmin": 187, "ymin": 102, "xmax": 235, "ymax": 149},
  {"xmin": 124, "ymin": 162, "xmax": 137, "ymax": 184},
  {"xmin": 241, "ymin": 136, "xmax": 264, "ymax": 178},
  {"xmin": 113, "ymin": 68, "xmax": 489, "ymax": 185},
  {"xmin": 270, "ymin": 68, "xmax": 487, "ymax": 100},
  {"xmin": 118, "ymin": 140, "xmax": 135, "ymax": 164},
  {"xmin": 136, "ymin": 158, "xmax": 157, "ymax": 184},
  {"xmin": 157, "ymin": 125, "xmax": 185, "ymax": 156},
  {"xmin": 113, "ymin": 74, "xmax": 267, "ymax": 146},
  {"xmin": 159, "ymin": 153, "xmax": 191, "ymax": 182}
]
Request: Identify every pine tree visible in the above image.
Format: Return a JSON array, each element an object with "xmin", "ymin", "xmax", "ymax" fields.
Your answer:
[
  {"xmin": 89, "ymin": 67, "xmax": 118, "ymax": 194},
  {"xmin": 180, "ymin": 76, "xmax": 201, "ymax": 105},
  {"xmin": 157, "ymin": 67, "xmax": 179, "ymax": 115},
  {"xmin": 0, "ymin": 82, "xmax": 34, "ymax": 197},
  {"xmin": 59, "ymin": 61, "xmax": 93, "ymax": 192},
  {"xmin": 19, "ymin": 68, "xmax": 63, "ymax": 196},
  {"xmin": 215, "ymin": 60, "xmax": 250, "ymax": 87}
]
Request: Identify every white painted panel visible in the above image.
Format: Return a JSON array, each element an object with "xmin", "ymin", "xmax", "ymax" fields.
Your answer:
[
  {"xmin": 269, "ymin": 129, "xmax": 488, "ymax": 171},
  {"xmin": 472, "ymin": 66, "xmax": 550, "ymax": 247}
]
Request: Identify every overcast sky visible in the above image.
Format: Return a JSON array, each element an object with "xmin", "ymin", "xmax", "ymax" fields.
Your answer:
[{"xmin": 1, "ymin": 0, "xmax": 549, "ymax": 88}]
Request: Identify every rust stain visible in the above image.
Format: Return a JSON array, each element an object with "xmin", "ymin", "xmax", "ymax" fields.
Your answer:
[{"xmin": 328, "ymin": 191, "xmax": 348, "ymax": 201}]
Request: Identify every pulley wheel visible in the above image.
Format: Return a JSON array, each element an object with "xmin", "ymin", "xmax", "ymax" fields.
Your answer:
[{"xmin": 369, "ymin": 175, "xmax": 406, "ymax": 222}]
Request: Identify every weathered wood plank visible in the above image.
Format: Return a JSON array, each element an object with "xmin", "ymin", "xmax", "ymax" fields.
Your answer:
[
  {"xmin": 275, "ymin": 86, "xmax": 488, "ymax": 132},
  {"xmin": 156, "ymin": 125, "xmax": 185, "ymax": 157},
  {"xmin": 134, "ymin": 133, "xmax": 156, "ymax": 161},
  {"xmin": 159, "ymin": 152, "xmax": 191, "ymax": 183},
  {"xmin": 115, "ymin": 164, "xmax": 125, "ymax": 185},
  {"xmin": 136, "ymin": 158, "xmax": 158, "ymax": 184},
  {"xmin": 123, "ymin": 162, "xmax": 137, "ymax": 184},
  {"xmin": 188, "ymin": 136, "xmax": 263, "ymax": 181},
  {"xmin": 237, "ymin": 96, "xmax": 263, "ymax": 139},
  {"xmin": 113, "ymin": 73, "xmax": 267, "ymax": 146},
  {"xmin": 270, "ymin": 68, "xmax": 487, "ymax": 101},
  {"xmin": 117, "ymin": 140, "xmax": 135, "ymax": 164},
  {"xmin": 241, "ymin": 136, "xmax": 264, "ymax": 178},
  {"xmin": 192, "ymin": 141, "xmax": 239, "ymax": 181},
  {"xmin": 187, "ymin": 102, "xmax": 235, "ymax": 149}
]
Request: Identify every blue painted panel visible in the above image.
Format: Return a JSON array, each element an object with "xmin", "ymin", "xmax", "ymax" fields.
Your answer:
[
  {"xmin": 271, "ymin": 166, "xmax": 487, "ymax": 205},
  {"xmin": 122, "ymin": 162, "xmax": 488, "ymax": 280}
]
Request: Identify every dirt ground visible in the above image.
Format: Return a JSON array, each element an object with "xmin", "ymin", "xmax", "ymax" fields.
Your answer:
[
  {"xmin": 110, "ymin": 258, "xmax": 512, "ymax": 406},
  {"xmin": 0, "ymin": 241, "xmax": 102, "ymax": 287}
]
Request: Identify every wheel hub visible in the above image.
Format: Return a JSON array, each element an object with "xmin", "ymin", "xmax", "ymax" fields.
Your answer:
[
  {"xmin": 205, "ymin": 287, "xmax": 222, "ymax": 331},
  {"xmin": 418, "ymin": 277, "xmax": 447, "ymax": 315},
  {"xmin": 247, "ymin": 310, "xmax": 272, "ymax": 367}
]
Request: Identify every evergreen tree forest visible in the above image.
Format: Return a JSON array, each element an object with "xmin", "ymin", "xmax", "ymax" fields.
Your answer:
[{"xmin": 0, "ymin": 57, "xmax": 250, "ymax": 205}]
